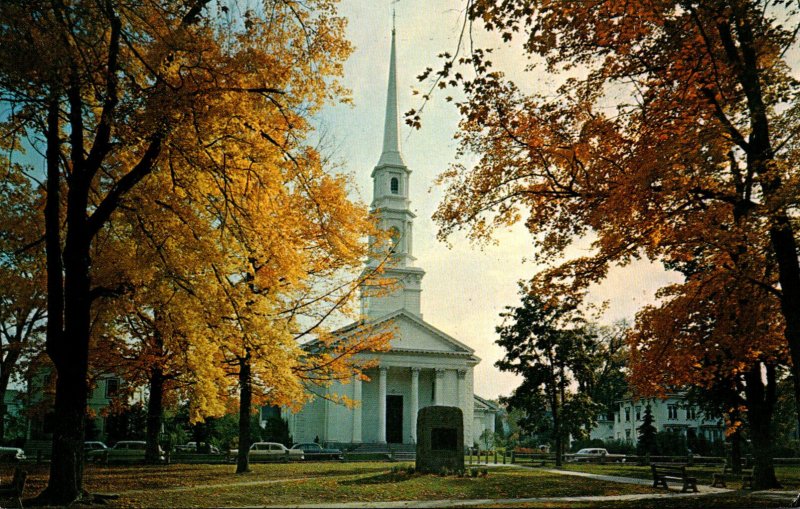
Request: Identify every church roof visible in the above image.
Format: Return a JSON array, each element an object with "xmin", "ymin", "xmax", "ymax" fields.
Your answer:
[
  {"xmin": 474, "ymin": 394, "xmax": 500, "ymax": 412},
  {"xmin": 334, "ymin": 308, "xmax": 480, "ymax": 361}
]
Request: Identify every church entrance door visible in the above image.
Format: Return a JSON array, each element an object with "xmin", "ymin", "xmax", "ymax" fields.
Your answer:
[{"xmin": 386, "ymin": 395, "xmax": 403, "ymax": 443}]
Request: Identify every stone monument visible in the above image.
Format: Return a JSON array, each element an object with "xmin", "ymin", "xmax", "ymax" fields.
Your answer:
[{"xmin": 415, "ymin": 406, "xmax": 464, "ymax": 473}]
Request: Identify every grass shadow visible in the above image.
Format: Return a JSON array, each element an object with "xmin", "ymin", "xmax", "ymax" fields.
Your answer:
[{"xmin": 339, "ymin": 472, "xmax": 417, "ymax": 485}]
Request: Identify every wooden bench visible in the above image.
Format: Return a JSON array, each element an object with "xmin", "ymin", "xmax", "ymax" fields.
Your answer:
[
  {"xmin": 710, "ymin": 461, "xmax": 753, "ymax": 489},
  {"xmin": 651, "ymin": 463, "xmax": 698, "ymax": 493},
  {"xmin": 0, "ymin": 467, "xmax": 27, "ymax": 508}
]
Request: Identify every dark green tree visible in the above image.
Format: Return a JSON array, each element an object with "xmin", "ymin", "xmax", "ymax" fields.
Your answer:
[
  {"xmin": 262, "ymin": 416, "xmax": 292, "ymax": 448},
  {"xmin": 637, "ymin": 405, "xmax": 657, "ymax": 457},
  {"xmin": 496, "ymin": 290, "xmax": 602, "ymax": 466}
]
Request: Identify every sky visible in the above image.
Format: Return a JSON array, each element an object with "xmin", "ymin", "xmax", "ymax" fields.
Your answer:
[{"xmin": 317, "ymin": 1, "xmax": 682, "ymax": 401}]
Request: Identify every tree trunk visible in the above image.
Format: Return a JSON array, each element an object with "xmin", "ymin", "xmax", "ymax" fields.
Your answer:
[
  {"xmin": 145, "ymin": 368, "xmax": 164, "ymax": 463},
  {"xmin": 743, "ymin": 362, "xmax": 780, "ymax": 489},
  {"xmin": 40, "ymin": 83, "xmax": 97, "ymax": 501},
  {"xmin": 734, "ymin": 9, "xmax": 800, "ymax": 469},
  {"xmin": 236, "ymin": 350, "xmax": 252, "ymax": 474},
  {"xmin": 42, "ymin": 366, "xmax": 89, "ymax": 504},
  {"xmin": 730, "ymin": 424, "xmax": 743, "ymax": 475},
  {"xmin": 0, "ymin": 372, "xmax": 11, "ymax": 441},
  {"xmin": 770, "ymin": 223, "xmax": 800, "ymax": 438},
  {"xmin": 36, "ymin": 98, "xmax": 91, "ymax": 506},
  {"xmin": 551, "ymin": 388, "xmax": 562, "ymax": 467}
]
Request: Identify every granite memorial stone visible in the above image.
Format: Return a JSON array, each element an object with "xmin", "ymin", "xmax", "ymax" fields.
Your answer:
[{"xmin": 416, "ymin": 406, "xmax": 464, "ymax": 473}]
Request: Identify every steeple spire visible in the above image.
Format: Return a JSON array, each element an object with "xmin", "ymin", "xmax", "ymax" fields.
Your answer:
[
  {"xmin": 378, "ymin": 24, "xmax": 404, "ymax": 167},
  {"xmin": 362, "ymin": 15, "xmax": 425, "ymax": 320}
]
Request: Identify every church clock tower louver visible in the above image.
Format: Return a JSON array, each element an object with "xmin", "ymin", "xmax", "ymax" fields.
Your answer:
[{"xmin": 361, "ymin": 24, "xmax": 426, "ymax": 320}]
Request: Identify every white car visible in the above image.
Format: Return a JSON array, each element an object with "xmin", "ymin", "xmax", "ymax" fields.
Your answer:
[
  {"xmin": 175, "ymin": 441, "xmax": 220, "ymax": 454},
  {"xmin": 84, "ymin": 441, "xmax": 108, "ymax": 453},
  {"xmin": 229, "ymin": 442, "xmax": 304, "ymax": 462},
  {"xmin": 88, "ymin": 440, "xmax": 164, "ymax": 463},
  {"xmin": 0, "ymin": 446, "xmax": 25, "ymax": 462},
  {"xmin": 570, "ymin": 448, "xmax": 625, "ymax": 463}
]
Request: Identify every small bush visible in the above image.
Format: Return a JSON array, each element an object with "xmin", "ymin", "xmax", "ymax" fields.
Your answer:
[{"xmin": 470, "ymin": 467, "xmax": 479, "ymax": 478}]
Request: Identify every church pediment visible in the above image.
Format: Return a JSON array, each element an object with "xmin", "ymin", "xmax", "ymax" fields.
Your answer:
[
  {"xmin": 389, "ymin": 312, "xmax": 470, "ymax": 353},
  {"xmin": 336, "ymin": 309, "xmax": 477, "ymax": 357}
]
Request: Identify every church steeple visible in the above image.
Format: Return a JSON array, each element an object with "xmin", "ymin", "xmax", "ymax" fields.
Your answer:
[
  {"xmin": 377, "ymin": 26, "xmax": 404, "ymax": 167},
  {"xmin": 362, "ymin": 21, "xmax": 425, "ymax": 320}
]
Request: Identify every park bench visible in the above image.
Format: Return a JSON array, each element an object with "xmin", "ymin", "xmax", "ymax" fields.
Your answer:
[
  {"xmin": 650, "ymin": 463, "xmax": 698, "ymax": 493},
  {"xmin": 710, "ymin": 460, "xmax": 753, "ymax": 489},
  {"xmin": 0, "ymin": 467, "xmax": 27, "ymax": 508}
]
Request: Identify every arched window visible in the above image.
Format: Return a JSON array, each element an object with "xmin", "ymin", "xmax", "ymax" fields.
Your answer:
[{"xmin": 390, "ymin": 177, "xmax": 399, "ymax": 194}]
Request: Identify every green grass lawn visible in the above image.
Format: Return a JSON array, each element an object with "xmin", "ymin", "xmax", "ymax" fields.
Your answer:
[
  {"xmin": 111, "ymin": 464, "xmax": 661, "ymax": 508},
  {"xmin": 0, "ymin": 462, "xmax": 657, "ymax": 508},
  {"xmin": 4, "ymin": 461, "xmax": 799, "ymax": 508}
]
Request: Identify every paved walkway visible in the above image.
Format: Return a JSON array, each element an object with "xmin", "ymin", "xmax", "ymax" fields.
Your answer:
[{"xmin": 542, "ymin": 467, "xmax": 726, "ymax": 493}]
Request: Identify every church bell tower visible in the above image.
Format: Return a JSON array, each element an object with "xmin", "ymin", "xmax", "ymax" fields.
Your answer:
[{"xmin": 361, "ymin": 24, "xmax": 425, "ymax": 320}]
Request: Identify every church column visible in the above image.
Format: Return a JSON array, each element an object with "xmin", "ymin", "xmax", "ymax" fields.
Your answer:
[
  {"xmin": 434, "ymin": 368, "xmax": 445, "ymax": 406},
  {"xmin": 457, "ymin": 369, "xmax": 467, "ymax": 438},
  {"xmin": 457, "ymin": 369, "xmax": 467, "ymax": 409},
  {"xmin": 352, "ymin": 375, "xmax": 362, "ymax": 443},
  {"xmin": 410, "ymin": 367, "xmax": 420, "ymax": 442},
  {"xmin": 378, "ymin": 367, "xmax": 388, "ymax": 443}
]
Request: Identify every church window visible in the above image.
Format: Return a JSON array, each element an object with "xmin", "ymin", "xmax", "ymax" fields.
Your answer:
[{"xmin": 390, "ymin": 177, "xmax": 399, "ymax": 194}]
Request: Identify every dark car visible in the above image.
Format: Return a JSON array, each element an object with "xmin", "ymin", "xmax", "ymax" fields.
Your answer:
[{"xmin": 290, "ymin": 443, "xmax": 344, "ymax": 461}]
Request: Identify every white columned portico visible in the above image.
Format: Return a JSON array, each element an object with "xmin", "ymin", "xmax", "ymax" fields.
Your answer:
[
  {"xmin": 434, "ymin": 368, "xmax": 445, "ymax": 406},
  {"xmin": 352, "ymin": 375, "xmax": 362, "ymax": 443},
  {"xmin": 378, "ymin": 366, "xmax": 388, "ymax": 443},
  {"xmin": 410, "ymin": 367, "xmax": 420, "ymax": 442}
]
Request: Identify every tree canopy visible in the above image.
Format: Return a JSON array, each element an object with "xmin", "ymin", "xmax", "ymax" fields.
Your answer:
[{"xmin": 0, "ymin": 0, "xmax": 381, "ymax": 502}]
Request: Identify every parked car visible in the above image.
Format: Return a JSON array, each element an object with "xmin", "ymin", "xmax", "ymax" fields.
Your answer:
[
  {"xmin": 175, "ymin": 441, "xmax": 220, "ymax": 454},
  {"xmin": 88, "ymin": 440, "xmax": 164, "ymax": 463},
  {"xmin": 568, "ymin": 448, "xmax": 625, "ymax": 463},
  {"xmin": 84, "ymin": 441, "xmax": 108, "ymax": 453},
  {"xmin": 229, "ymin": 442, "xmax": 304, "ymax": 462},
  {"xmin": 0, "ymin": 446, "xmax": 25, "ymax": 462},
  {"xmin": 290, "ymin": 443, "xmax": 344, "ymax": 461}
]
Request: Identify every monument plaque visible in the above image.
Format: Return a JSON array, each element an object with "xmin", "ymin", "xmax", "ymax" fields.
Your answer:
[{"xmin": 416, "ymin": 406, "xmax": 464, "ymax": 473}]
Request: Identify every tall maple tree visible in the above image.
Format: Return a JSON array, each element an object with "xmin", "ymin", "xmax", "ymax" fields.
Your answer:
[
  {"xmin": 628, "ymin": 266, "xmax": 786, "ymax": 487},
  {"xmin": 420, "ymin": 0, "xmax": 800, "ymax": 485},
  {"xmin": 0, "ymin": 0, "xmax": 357, "ymax": 503}
]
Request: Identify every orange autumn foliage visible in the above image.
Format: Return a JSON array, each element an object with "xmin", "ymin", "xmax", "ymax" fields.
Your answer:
[{"xmin": 425, "ymin": 0, "xmax": 800, "ymax": 402}]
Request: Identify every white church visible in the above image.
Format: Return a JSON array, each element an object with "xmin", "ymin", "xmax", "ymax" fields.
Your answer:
[{"xmin": 282, "ymin": 26, "xmax": 498, "ymax": 448}]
